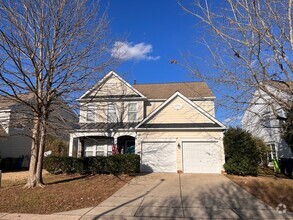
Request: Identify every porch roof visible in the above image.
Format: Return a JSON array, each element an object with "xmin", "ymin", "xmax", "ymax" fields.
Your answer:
[{"xmin": 79, "ymin": 122, "xmax": 139, "ymax": 130}]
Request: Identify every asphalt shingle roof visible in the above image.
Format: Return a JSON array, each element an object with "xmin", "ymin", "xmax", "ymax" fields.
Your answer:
[{"xmin": 133, "ymin": 82, "xmax": 214, "ymax": 99}]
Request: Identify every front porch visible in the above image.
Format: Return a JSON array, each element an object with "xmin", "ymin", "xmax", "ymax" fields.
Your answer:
[{"xmin": 69, "ymin": 131, "xmax": 136, "ymax": 158}]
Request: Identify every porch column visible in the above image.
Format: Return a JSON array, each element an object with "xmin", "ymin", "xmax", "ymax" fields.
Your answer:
[
  {"xmin": 77, "ymin": 138, "xmax": 82, "ymax": 158},
  {"xmin": 113, "ymin": 136, "xmax": 117, "ymax": 146},
  {"xmin": 69, "ymin": 134, "xmax": 74, "ymax": 157}
]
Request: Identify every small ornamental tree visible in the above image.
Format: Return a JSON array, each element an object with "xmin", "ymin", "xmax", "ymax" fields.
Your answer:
[{"xmin": 224, "ymin": 127, "xmax": 261, "ymax": 176}]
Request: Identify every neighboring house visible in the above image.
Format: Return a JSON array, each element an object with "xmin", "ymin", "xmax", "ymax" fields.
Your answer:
[
  {"xmin": 242, "ymin": 81, "xmax": 293, "ymax": 165},
  {"xmin": 0, "ymin": 93, "xmax": 77, "ymax": 163},
  {"xmin": 69, "ymin": 71, "xmax": 226, "ymax": 173}
]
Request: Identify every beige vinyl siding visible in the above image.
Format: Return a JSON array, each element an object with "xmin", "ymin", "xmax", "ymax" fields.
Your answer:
[
  {"xmin": 91, "ymin": 75, "xmax": 137, "ymax": 97},
  {"xmin": 193, "ymin": 100, "xmax": 215, "ymax": 117},
  {"xmin": 136, "ymin": 131, "xmax": 224, "ymax": 172},
  {"xmin": 145, "ymin": 101, "xmax": 164, "ymax": 116},
  {"xmin": 0, "ymin": 135, "xmax": 32, "ymax": 158},
  {"xmin": 147, "ymin": 96, "xmax": 214, "ymax": 124}
]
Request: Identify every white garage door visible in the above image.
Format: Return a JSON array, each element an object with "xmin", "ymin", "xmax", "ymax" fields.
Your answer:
[
  {"xmin": 141, "ymin": 141, "xmax": 176, "ymax": 173},
  {"xmin": 183, "ymin": 141, "xmax": 220, "ymax": 173}
]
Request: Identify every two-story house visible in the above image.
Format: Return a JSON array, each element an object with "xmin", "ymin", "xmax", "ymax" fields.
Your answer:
[
  {"xmin": 69, "ymin": 71, "xmax": 226, "ymax": 173},
  {"xmin": 0, "ymin": 93, "xmax": 77, "ymax": 166},
  {"xmin": 242, "ymin": 81, "xmax": 293, "ymax": 165}
]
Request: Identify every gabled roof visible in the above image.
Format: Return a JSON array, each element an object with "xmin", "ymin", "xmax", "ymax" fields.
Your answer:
[
  {"xmin": 79, "ymin": 71, "xmax": 146, "ymax": 100},
  {"xmin": 0, "ymin": 93, "xmax": 34, "ymax": 109},
  {"xmin": 136, "ymin": 91, "xmax": 226, "ymax": 130},
  {"xmin": 263, "ymin": 80, "xmax": 292, "ymax": 94},
  {"xmin": 133, "ymin": 82, "xmax": 214, "ymax": 99},
  {"xmin": 79, "ymin": 122, "xmax": 139, "ymax": 130}
]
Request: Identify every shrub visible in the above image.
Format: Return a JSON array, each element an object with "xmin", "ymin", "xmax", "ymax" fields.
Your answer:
[
  {"xmin": 224, "ymin": 127, "xmax": 261, "ymax": 176},
  {"xmin": 43, "ymin": 156, "xmax": 83, "ymax": 174},
  {"xmin": 106, "ymin": 154, "xmax": 140, "ymax": 174},
  {"xmin": 253, "ymin": 137, "xmax": 270, "ymax": 167},
  {"xmin": 83, "ymin": 156, "xmax": 107, "ymax": 174},
  {"xmin": 44, "ymin": 154, "xmax": 140, "ymax": 175}
]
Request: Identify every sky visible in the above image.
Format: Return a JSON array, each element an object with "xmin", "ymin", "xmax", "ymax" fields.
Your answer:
[{"xmin": 105, "ymin": 0, "xmax": 238, "ymax": 125}]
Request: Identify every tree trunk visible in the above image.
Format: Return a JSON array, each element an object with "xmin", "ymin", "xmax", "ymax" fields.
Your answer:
[
  {"xmin": 24, "ymin": 114, "xmax": 40, "ymax": 188},
  {"xmin": 35, "ymin": 116, "xmax": 47, "ymax": 187}
]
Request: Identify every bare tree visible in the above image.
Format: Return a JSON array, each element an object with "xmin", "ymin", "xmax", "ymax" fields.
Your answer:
[
  {"xmin": 177, "ymin": 0, "xmax": 293, "ymax": 118},
  {"xmin": 0, "ymin": 0, "xmax": 114, "ymax": 188}
]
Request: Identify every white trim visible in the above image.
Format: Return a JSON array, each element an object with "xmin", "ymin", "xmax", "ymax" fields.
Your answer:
[
  {"xmin": 79, "ymin": 71, "xmax": 146, "ymax": 99},
  {"xmin": 136, "ymin": 91, "xmax": 226, "ymax": 129},
  {"xmin": 136, "ymin": 127, "xmax": 225, "ymax": 131},
  {"xmin": 181, "ymin": 138, "xmax": 219, "ymax": 142},
  {"xmin": 147, "ymin": 97, "xmax": 216, "ymax": 101},
  {"xmin": 78, "ymin": 97, "xmax": 145, "ymax": 102},
  {"xmin": 141, "ymin": 139, "xmax": 177, "ymax": 143}
]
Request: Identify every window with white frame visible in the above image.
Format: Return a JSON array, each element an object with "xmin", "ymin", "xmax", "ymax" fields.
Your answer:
[
  {"xmin": 96, "ymin": 145, "xmax": 105, "ymax": 156},
  {"xmin": 128, "ymin": 102, "xmax": 137, "ymax": 122},
  {"xmin": 84, "ymin": 144, "xmax": 94, "ymax": 157},
  {"xmin": 107, "ymin": 104, "xmax": 117, "ymax": 122},
  {"xmin": 86, "ymin": 104, "xmax": 96, "ymax": 122},
  {"xmin": 262, "ymin": 111, "xmax": 271, "ymax": 128},
  {"xmin": 267, "ymin": 143, "xmax": 277, "ymax": 162}
]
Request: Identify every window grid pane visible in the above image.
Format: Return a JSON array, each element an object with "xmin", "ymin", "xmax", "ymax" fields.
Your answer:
[
  {"xmin": 107, "ymin": 104, "xmax": 117, "ymax": 122},
  {"xmin": 87, "ymin": 105, "xmax": 96, "ymax": 122},
  {"xmin": 128, "ymin": 103, "xmax": 137, "ymax": 122}
]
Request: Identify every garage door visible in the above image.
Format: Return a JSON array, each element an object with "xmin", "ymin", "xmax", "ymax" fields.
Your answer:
[
  {"xmin": 183, "ymin": 141, "xmax": 220, "ymax": 173},
  {"xmin": 141, "ymin": 141, "xmax": 176, "ymax": 173}
]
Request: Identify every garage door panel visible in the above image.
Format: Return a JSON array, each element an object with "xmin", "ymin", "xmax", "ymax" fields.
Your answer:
[
  {"xmin": 183, "ymin": 142, "xmax": 220, "ymax": 173},
  {"xmin": 141, "ymin": 142, "xmax": 176, "ymax": 173}
]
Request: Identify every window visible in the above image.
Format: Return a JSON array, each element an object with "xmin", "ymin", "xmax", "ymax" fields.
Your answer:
[
  {"xmin": 267, "ymin": 143, "xmax": 277, "ymax": 162},
  {"xmin": 84, "ymin": 144, "xmax": 94, "ymax": 157},
  {"xmin": 128, "ymin": 102, "xmax": 137, "ymax": 122},
  {"xmin": 87, "ymin": 104, "xmax": 96, "ymax": 122},
  {"xmin": 107, "ymin": 104, "xmax": 117, "ymax": 122},
  {"xmin": 96, "ymin": 145, "xmax": 105, "ymax": 156},
  {"xmin": 262, "ymin": 112, "xmax": 270, "ymax": 128},
  {"xmin": 107, "ymin": 145, "xmax": 113, "ymax": 156}
]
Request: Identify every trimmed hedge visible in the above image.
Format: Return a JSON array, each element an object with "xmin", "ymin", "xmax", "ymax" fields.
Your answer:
[{"xmin": 44, "ymin": 154, "xmax": 140, "ymax": 174}]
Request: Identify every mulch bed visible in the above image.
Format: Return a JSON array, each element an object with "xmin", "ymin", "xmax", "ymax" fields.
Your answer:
[
  {"xmin": 0, "ymin": 173, "xmax": 132, "ymax": 214},
  {"xmin": 227, "ymin": 174, "xmax": 293, "ymax": 212}
]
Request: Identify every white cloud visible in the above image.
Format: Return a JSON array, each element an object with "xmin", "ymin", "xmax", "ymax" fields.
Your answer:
[
  {"xmin": 111, "ymin": 41, "xmax": 160, "ymax": 61},
  {"xmin": 222, "ymin": 116, "xmax": 242, "ymax": 126}
]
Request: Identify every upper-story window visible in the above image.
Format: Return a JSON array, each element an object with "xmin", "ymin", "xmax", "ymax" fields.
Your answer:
[
  {"xmin": 107, "ymin": 104, "xmax": 117, "ymax": 122},
  {"xmin": 128, "ymin": 102, "xmax": 137, "ymax": 122},
  {"xmin": 87, "ymin": 104, "xmax": 96, "ymax": 122},
  {"xmin": 262, "ymin": 111, "xmax": 270, "ymax": 128}
]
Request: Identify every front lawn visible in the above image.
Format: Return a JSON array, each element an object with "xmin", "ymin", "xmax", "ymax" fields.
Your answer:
[
  {"xmin": 227, "ymin": 175, "xmax": 293, "ymax": 212},
  {"xmin": 0, "ymin": 171, "xmax": 132, "ymax": 214}
]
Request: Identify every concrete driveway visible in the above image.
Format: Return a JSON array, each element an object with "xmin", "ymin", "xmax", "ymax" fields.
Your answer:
[
  {"xmin": 54, "ymin": 173, "xmax": 293, "ymax": 219},
  {"xmin": 6, "ymin": 173, "xmax": 290, "ymax": 219}
]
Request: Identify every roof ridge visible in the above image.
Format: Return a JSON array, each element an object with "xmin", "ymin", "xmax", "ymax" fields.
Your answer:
[{"xmin": 133, "ymin": 81, "xmax": 205, "ymax": 85}]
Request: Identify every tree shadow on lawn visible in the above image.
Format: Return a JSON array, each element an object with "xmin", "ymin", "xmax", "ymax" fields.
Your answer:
[
  {"xmin": 86, "ymin": 174, "xmax": 292, "ymax": 219},
  {"xmin": 45, "ymin": 174, "xmax": 91, "ymax": 185}
]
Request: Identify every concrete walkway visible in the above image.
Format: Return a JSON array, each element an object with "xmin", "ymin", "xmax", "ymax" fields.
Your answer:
[{"xmin": 0, "ymin": 174, "xmax": 292, "ymax": 219}]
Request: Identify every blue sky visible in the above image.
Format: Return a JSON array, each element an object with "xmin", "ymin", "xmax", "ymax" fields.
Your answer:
[
  {"xmin": 108, "ymin": 0, "xmax": 204, "ymax": 82},
  {"xmin": 106, "ymin": 0, "xmax": 236, "ymax": 125}
]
